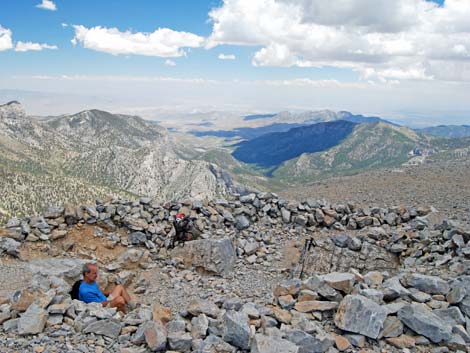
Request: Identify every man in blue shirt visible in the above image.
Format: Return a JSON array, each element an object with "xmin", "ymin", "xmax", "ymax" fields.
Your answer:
[{"xmin": 78, "ymin": 263, "xmax": 134, "ymax": 313}]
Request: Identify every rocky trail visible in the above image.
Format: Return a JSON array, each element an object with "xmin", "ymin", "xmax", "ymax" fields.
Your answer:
[{"xmin": 0, "ymin": 193, "xmax": 469, "ymax": 353}]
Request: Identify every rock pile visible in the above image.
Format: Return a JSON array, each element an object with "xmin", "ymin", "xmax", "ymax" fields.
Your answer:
[
  {"xmin": 0, "ymin": 194, "xmax": 439, "ymax": 264},
  {"xmin": 1, "ymin": 270, "xmax": 469, "ymax": 352},
  {"xmin": 0, "ymin": 193, "xmax": 469, "ymax": 352}
]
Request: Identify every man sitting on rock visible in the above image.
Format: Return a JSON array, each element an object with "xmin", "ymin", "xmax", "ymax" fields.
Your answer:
[{"xmin": 79, "ymin": 263, "xmax": 135, "ymax": 314}]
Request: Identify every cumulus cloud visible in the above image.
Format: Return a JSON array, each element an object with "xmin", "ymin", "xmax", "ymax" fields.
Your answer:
[
  {"xmin": 36, "ymin": 0, "xmax": 57, "ymax": 11},
  {"xmin": 164, "ymin": 59, "xmax": 176, "ymax": 66},
  {"xmin": 15, "ymin": 41, "xmax": 58, "ymax": 52},
  {"xmin": 207, "ymin": 0, "xmax": 470, "ymax": 82},
  {"xmin": 0, "ymin": 26, "xmax": 13, "ymax": 51},
  {"xmin": 218, "ymin": 53, "xmax": 236, "ymax": 60},
  {"xmin": 71, "ymin": 25, "xmax": 205, "ymax": 57}
]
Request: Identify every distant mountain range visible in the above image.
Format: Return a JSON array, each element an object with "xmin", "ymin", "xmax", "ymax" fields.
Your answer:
[
  {"xmin": 415, "ymin": 125, "xmax": 470, "ymax": 138},
  {"xmin": 0, "ymin": 101, "xmax": 236, "ymax": 222},
  {"xmin": 191, "ymin": 110, "xmax": 395, "ymax": 140}
]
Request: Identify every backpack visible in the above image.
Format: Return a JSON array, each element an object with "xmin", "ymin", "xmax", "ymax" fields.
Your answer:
[{"xmin": 70, "ymin": 280, "xmax": 83, "ymax": 300}]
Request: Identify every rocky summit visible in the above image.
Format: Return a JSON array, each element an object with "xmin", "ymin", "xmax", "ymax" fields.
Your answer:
[{"xmin": 0, "ymin": 192, "xmax": 469, "ymax": 353}]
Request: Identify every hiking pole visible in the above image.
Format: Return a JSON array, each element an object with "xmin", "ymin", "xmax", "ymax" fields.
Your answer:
[{"xmin": 299, "ymin": 237, "xmax": 316, "ymax": 279}]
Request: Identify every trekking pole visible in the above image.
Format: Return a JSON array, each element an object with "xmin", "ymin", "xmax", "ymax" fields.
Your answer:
[{"xmin": 299, "ymin": 237, "xmax": 316, "ymax": 279}]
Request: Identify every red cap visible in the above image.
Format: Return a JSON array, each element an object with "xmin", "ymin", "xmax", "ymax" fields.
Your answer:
[{"xmin": 176, "ymin": 213, "xmax": 185, "ymax": 220}]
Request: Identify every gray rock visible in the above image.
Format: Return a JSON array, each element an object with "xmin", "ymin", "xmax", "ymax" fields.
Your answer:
[
  {"xmin": 397, "ymin": 303, "xmax": 452, "ymax": 343},
  {"xmin": 192, "ymin": 314, "xmax": 209, "ymax": 339},
  {"xmin": 285, "ymin": 330, "xmax": 334, "ymax": 353},
  {"xmin": 378, "ymin": 316, "xmax": 403, "ymax": 338},
  {"xmin": 322, "ymin": 272, "xmax": 355, "ymax": 293},
  {"xmin": 401, "ymin": 274, "xmax": 450, "ymax": 295},
  {"xmin": 46, "ymin": 314, "xmax": 63, "ymax": 326},
  {"xmin": 84, "ymin": 319, "xmax": 122, "ymax": 338},
  {"xmin": 0, "ymin": 237, "xmax": 21, "ymax": 258},
  {"xmin": 446, "ymin": 286, "xmax": 466, "ymax": 304},
  {"xmin": 381, "ymin": 277, "xmax": 411, "ymax": 300},
  {"xmin": 303, "ymin": 275, "xmax": 339, "ymax": 301},
  {"xmin": 187, "ymin": 299, "xmax": 220, "ymax": 319},
  {"xmin": 168, "ymin": 332, "xmax": 192, "ymax": 352},
  {"xmin": 244, "ymin": 241, "xmax": 259, "ymax": 256},
  {"xmin": 458, "ymin": 294, "xmax": 470, "ymax": 317},
  {"xmin": 143, "ymin": 320, "xmax": 167, "ymax": 352},
  {"xmin": 408, "ymin": 288, "xmax": 431, "ymax": 303},
  {"xmin": 434, "ymin": 307, "xmax": 466, "ymax": 326},
  {"xmin": 44, "ymin": 206, "xmax": 64, "ymax": 219},
  {"xmin": 235, "ymin": 215, "xmax": 250, "ymax": 230},
  {"xmin": 128, "ymin": 231, "xmax": 147, "ymax": 245},
  {"xmin": 281, "ymin": 208, "xmax": 291, "ymax": 223},
  {"xmin": 384, "ymin": 212, "xmax": 398, "ymax": 226},
  {"xmin": 331, "ymin": 234, "xmax": 350, "ymax": 248},
  {"xmin": 358, "ymin": 288, "xmax": 384, "ymax": 304},
  {"xmin": 222, "ymin": 310, "xmax": 251, "ymax": 350},
  {"xmin": 251, "ymin": 334, "xmax": 299, "ymax": 353},
  {"xmin": 6, "ymin": 217, "xmax": 21, "ymax": 228},
  {"xmin": 172, "ymin": 237, "xmax": 236, "ymax": 276},
  {"xmin": 28, "ymin": 258, "xmax": 88, "ymax": 279},
  {"xmin": 344, "ymin": 334, "xmax": 365, "ymax": 348},
  {"xmin": 3, "ymin": 317, "xmax": 19, "ymax": 333},
  {"xmin": 275, "ymin": 278, "xmax": 302, "ymax": 297},
  {"xmin": 240, "ymin": 194, "xmax": 256, "ymax": 203},
  {"xmin": 223, "ymin": 297, "xmax": 243, "ymax": 311},
  {"xmin": 334, "ymin": 295, "xmax": 388, "ymax": 339},
  {"xmin": 197, "ymin": 334, "xmax": 236, "ymax": 353},
  {"xmin": 347, "ymin": 237, "xmax": 362, "ymax": 251},
  {"xmin": 222, "ymin": 210, "xmax": 235, "ymax": 223},
  {"xmin": 17, "ymin": 303, "xmax": 47, "ymax": 335},
  {"xmin": 167, "ymin": 318, "xmax": 186, "ymax": 334},
  {"xmin": 452, "ymin": 325, "xmax": 470, "ymax": 344},
  {"xmin": 315, "ymin": 209, "xmax": 325, "ymax": 224}
]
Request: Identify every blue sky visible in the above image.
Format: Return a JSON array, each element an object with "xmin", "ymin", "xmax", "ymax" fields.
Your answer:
[
  {"xmin": 0, "ymin": 0, "xmax": 357, "ymax": 81},
  {"xmin": 0, "ymin": 0, "xmax": 469, "ymax": 126}
]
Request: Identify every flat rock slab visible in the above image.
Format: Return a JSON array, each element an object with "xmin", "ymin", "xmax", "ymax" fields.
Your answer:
[
  {"xmin": 172, "ymin": 237, "xmax": 236, "ymax": 276},
  {"xmin": 401, "ymin": 274, "xmax": 450, "ymax": 295},
  {"xmin": 397, "ymin": 303, "xmax": 452, "ymax": 343},
  {"xmin": 187, "ymin": 299, "xmax": 221, "ymax": 319},
  {"xmin": 322, "ymin": 272, "xmax": 355, "ymax": 293},
  {"xmin": 294, "ymin": 300, "xmax": 338, "ymax": 312},
  {"xmin": 17, "ymin": 303, "xmax": 47, "ymax": 335},
  {"xmin": 28, "ymin": 258, "xmax": 89, "ymax": 280},
  {"xmin": 334, "ymin": 295, "xmax": 387, "ymax": 339},
  {"xmin": 223, "ymin": 310, "xmax": 251, "ymax": 350},
  {"xmin": 84, "ymin": 319, "xmax": 122, "ymax": 338},
  {"xmin": 251, "ymin": 334, "xmax": 299, "ymax": 353},
  {"xmin": 286, "ymin": 330, "xmax": 334, "ymax": 353}
]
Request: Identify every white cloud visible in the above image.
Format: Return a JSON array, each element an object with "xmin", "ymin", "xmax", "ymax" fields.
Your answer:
[
  {"xmin": 207, "ymin": 0, "xmax": 470, "ymax": 82},
  {"xmin": 61, "ymin": 23, "xmax": 68, "ymax": 28},
  {"xmin": 15, "ymin": 41, "xmax": 58, "ymax": 52},
  {"xmin": 71, "ymin": 25, "xmax": 205, "ymax": 57},
  {"xmin": 0, "ymin": 26, "xmax": 13, "ymax": 51},
  {"xmin": 36, "ymin": 0, "xmax": 57, "ymax": 11},
  {"xmin": 218, "ymin": 53, "xmax": 236, "ymax": 60},
  {"xmin": 164, "ymin": 59, "xmax": 176, "ymax": 66}
]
